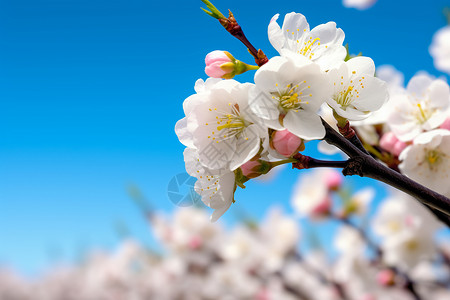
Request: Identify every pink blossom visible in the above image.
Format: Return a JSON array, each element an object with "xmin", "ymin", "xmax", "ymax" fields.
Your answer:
[
  {"xmin": 240, "ymin": 160, "xmax": 264, "ymax": 178},
  {"xmin": 376, "ymin": 269, "xmax": 395, "ymax": 286},
  {"xmin": 379, "ymin": 132, "xmax": 407, "ymax": 156},
  {"xmin": 188, "ymin": 236, "xmax": 203, "ymax": 250},
  {"xmin": 271, "ymin": 129, "xmax": 304, "ymax": 157},
  {"xmin": 324, "ymin": 170, "xmax": 343, "ymax": 191},
  {"xmin": 440, "ymin": 117, "xmax": 450, "ymax": 130},
  {"xmin": 205, "ymin": 50, "xmax": 233, "ymax": 78},
  {"xmin": 311, "ymin": 196, "xmax": 332, "ymax": 216}
]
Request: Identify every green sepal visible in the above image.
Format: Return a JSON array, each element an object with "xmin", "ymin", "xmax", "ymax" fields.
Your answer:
[{"xmin": 200, "ymin": 0, "xmax": 226, "ymax": 20}]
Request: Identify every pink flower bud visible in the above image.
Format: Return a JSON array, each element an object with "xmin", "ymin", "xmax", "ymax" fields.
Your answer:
[
  {"xmin": 271, "ymin": 130, "xmax": 304, "ymax": 157},
  {"xmin": 440, "ymin": 117, "xmax": 450, "ymax": 131},
  {"xmin": 311, "ymin": 196, "xmax": 332, "ymax": 217},
  {"xmin": 379, "ymin": 132, "xmax": 397, "ymax": 151},
  {"xmin": 376, "ymin": 269, "xmax": 395, "ymax": 286},
  {"xmin": 240, "ymin": 160, "xmax": 264, "ymax": 179},
  {"xmin": 205, "ymin": 51, "xmax": 233, "ymax": 78},
  {"xmin": 325, "ymin": 170, "xmax": 343, "ymax": 191},
  {"xmin": 392, "ymin": 140, "xmax": 407, "ymax": 157},
  {"xmin": 380, "ymin": 132, "xmax": 407, "ymax": 156},
  {"xmin": 188, "ymin": 235, "xmax": 203, "ymax": 250}
]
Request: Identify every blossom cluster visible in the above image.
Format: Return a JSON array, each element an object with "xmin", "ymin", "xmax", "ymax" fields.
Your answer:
[
  {"xmin": 1, "ymin": 173, "xmax": 449, "ymax": 300},
  {"xmin": 176, "ymin": 12, "xmax": 390, "ymax": 221},
  {"xmin": 349, "ymin": 67, "xmax": 450, "ymax": 197}
]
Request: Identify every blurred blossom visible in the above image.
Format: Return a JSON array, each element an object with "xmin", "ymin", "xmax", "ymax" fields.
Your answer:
[
  {"xmin": 387, "ymin": 74, "xmax": 450, "ymax": 142},
  {"xmin": 430, "ymin": 26, "xmax": 450, "ymax": 74},
  {"xmin": 342, "ymin": 0, "xmax": 377, "ymax": 10},
  {"xmin": 291, "ymin": 169, "xmax": 333, "ymax": 218},
  {"xmin": 399, "ymin": 130, "xmax": 450, "ymax": 196}
]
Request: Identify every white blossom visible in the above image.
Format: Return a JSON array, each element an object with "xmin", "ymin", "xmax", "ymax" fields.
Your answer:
[
  {"xmin": 268, "ymin": 12, "xmax": 346, "ymax": 70},
  {"xmin": 387, "ymin": 74, "xmax": 450, "ymax": 141},
  {"xmin": 399, "ymin": 130, "xmax": 450, "ymax": 196},
  {"xmin": 430, "ymin": 26, "xmax": 450, "ymax": 74},
  {"xmin": 178, "ymin": 79, "xmax": 266, "ymax": 171},
  {"xmin": 327, "ymin": 57, "xmax": 389, "ymax": 121},
  {"xmin": 251, "ymin": 54, "xmax": 331, "ymax": 140}
]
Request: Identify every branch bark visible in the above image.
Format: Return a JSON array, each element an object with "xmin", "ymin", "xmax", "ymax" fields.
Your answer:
[{"xmin": 321, "ymin": 118, "xmax": 450, "ymax": 226}]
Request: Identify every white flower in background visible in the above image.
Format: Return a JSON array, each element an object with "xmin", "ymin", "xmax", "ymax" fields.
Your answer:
[
  {"xmin": 268, "ymin": 12, "xmax": 346, "ymax": 70},
  {"xmin": 346, "ymin": 187, "xmax": 375, "ymax": 216},
  {"xmin": 372, "ymin": 189, "xmax": 441, "ymax": 239},
  {"xmin": 430, "ymin": 26, "xmax": 450, "ymax": 74},
  {"xmin": 291, "ymin": 169, "xmax": 333, "ymax": 218},
  {"xmin": 251, "ymin": 54, "xmax": 331, "ymax": 140},
  {"xmin": 184, "ymin": 148, "xmax": 236, "ymax": 221},
  {"xmin": 327, "ymin": 57, "xmax": 389, "ymax": 121},
  {"xmin": 377, "ymin": 65, "xmax": 405, "ymax": 93},
  {"xmin": 152, "ymin": 207, "xmax": 223, "ymax": 252},
  {"xmin": 382, "ymin": 223, "xmax": 436, "ymax": 271},
  {"xmin": 259, "ymin": 209, "xmax": 300, "ymax": 272},
  {"xmin": 387, "ymin": 74, "xmax": 450, "ymax": 141},
  {"xmin": 342, "ymin": 0, "xmax": 377, "ymax": 10},
  {"xmin": 399, "ymin": 130, "xmax": 450, "ymax": 196},
  {"xmin": 372, "ymin": 190, "xmax": 440, "ymax": 270},
  {"xmin": 179, "ymin": 79, "xmax": 265, "ymax": 171}
]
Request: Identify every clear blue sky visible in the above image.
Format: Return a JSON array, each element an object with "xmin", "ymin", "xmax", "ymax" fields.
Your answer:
[{"xmin": 0, "ymin": 0, "xmax": 448, "ymax": 275}]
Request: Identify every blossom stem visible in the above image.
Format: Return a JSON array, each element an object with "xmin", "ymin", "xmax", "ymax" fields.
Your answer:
[
  {"xmin": 320, "ymin": 118, "xmax": 450, "ymax": 226},
  {"xmin": 201, "ymin": 1, "xmax": 268, "ymax": 66},
  {"xmin": 292, "ymin": 153, "xmax": 347, "ymax": 170}
]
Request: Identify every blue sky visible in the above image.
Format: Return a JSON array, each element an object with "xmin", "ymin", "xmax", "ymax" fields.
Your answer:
[{"xmin": 0, "ymin": 0, "xmax": 449, "ymax": 275}]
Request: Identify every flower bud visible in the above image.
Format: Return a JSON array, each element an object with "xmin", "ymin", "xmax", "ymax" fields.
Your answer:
[
  {"xmin": 440, "ymin": 117, "xmax": 450, "ymax": 131},
  {"xmin": 325, "ymin": 170, "xmax": 343, "ymax": 191},
  {"xmin": 311, "ymin": 196, "xmax": 332, "ymax": 217},
  {"xmin": 205, "ymin": 50, "xmax": 258, "ymax": 79},
  {"xmin": 379, "ymin": 132, "xmax": 407, "ymax": 156},
  {"xmin": 240, "ymin": 159, "xmax": 271, "ymax": 179},
  {"xmin": 205, "ymin": 51, "xmax": 234, "ymax": 78},
  {"xmin": 271, "ymin": 129, "xmax": 305, "ymax": 157},
  {"xmin": 376, "ymin": 269, "xmax": 395, "ymax": 286}
]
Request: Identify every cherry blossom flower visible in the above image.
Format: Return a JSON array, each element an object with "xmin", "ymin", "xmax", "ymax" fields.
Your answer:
[
  {"xmin": 291, "ymin": 169, "xmax": 334, "ymax": 218},
  {"xmin": 268, "ymin": 12, "xmax": 346, "ymax": 70},
  {"xmin": 181, "ymin": 79, "xmax": 266, "ymax": 171},
  {"xmin": 387, "ymin": 74, "xmax": 450, "ymax": 142},
  {"xmin": 430, "ymin": 26, "xmax": 450, "ymax": 74},
  {"xmin": 399, "ymin": 130, "xmax": 450, "ymax": 196},
  {"xmin": 250, "ymin": 54, "xmax": 331, "ymax": 140},
  {"xmin": 327, "ymin": 57, "xmax": 389, "ymax": 121}
]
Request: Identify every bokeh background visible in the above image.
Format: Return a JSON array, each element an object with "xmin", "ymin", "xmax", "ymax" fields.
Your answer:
[{"xmin": 0, "ymin": 0, "xmax": 449, "ymax": 276}]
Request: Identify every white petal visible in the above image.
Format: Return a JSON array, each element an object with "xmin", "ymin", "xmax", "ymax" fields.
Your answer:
[
  {"xmin": 175, "ymin": 117, "xmax": 195, "ymax": 148},
  {"xmin": 283, "ymin": 111, "xmax": 325, "ymax": 140},
  {"xmin": 229, "ymin": 124, "xmax": 262, "ymax": 171},
  {"xmin": 406, "ymin": 74, "xmax": 433, "ymax": 97},
  {"xmin": 309, "ymin": 22, "xmax": 345, "ymax": 45},
  {"xmin": 346, "ymin": 56, "xmax": 375, "ymax": 77},
  {"xmin": 268, "ymin": 14, "xmax": 284, "ymax": 53},
  {"xmin": 353, "ymin": 77, "xmax": 389, "ymax": 111}
]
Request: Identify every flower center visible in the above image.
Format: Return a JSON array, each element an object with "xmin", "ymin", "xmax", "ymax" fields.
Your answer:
[
  {"xmin": 297, "ymin": 37, "xmax": 321, "ymax": 59},
  {"xmin": 271, "ymin": 82, "xmax": 311, "ymax": 112},
  {"xmin": 207, "ymin": 103, "xmax": 250, "ymax": 143},
  {"xmin": 414, "ymin": 103, "xmax": 434, "ymax": 124},
  {"xmin": 425, "ymin": 149, "xmax": 442, "ymax": 169}
]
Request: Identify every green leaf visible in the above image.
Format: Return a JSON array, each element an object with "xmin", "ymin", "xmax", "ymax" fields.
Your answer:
[{"xmin": 200, "ymin": 0, "xmax": 226, "ymax": 19}]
